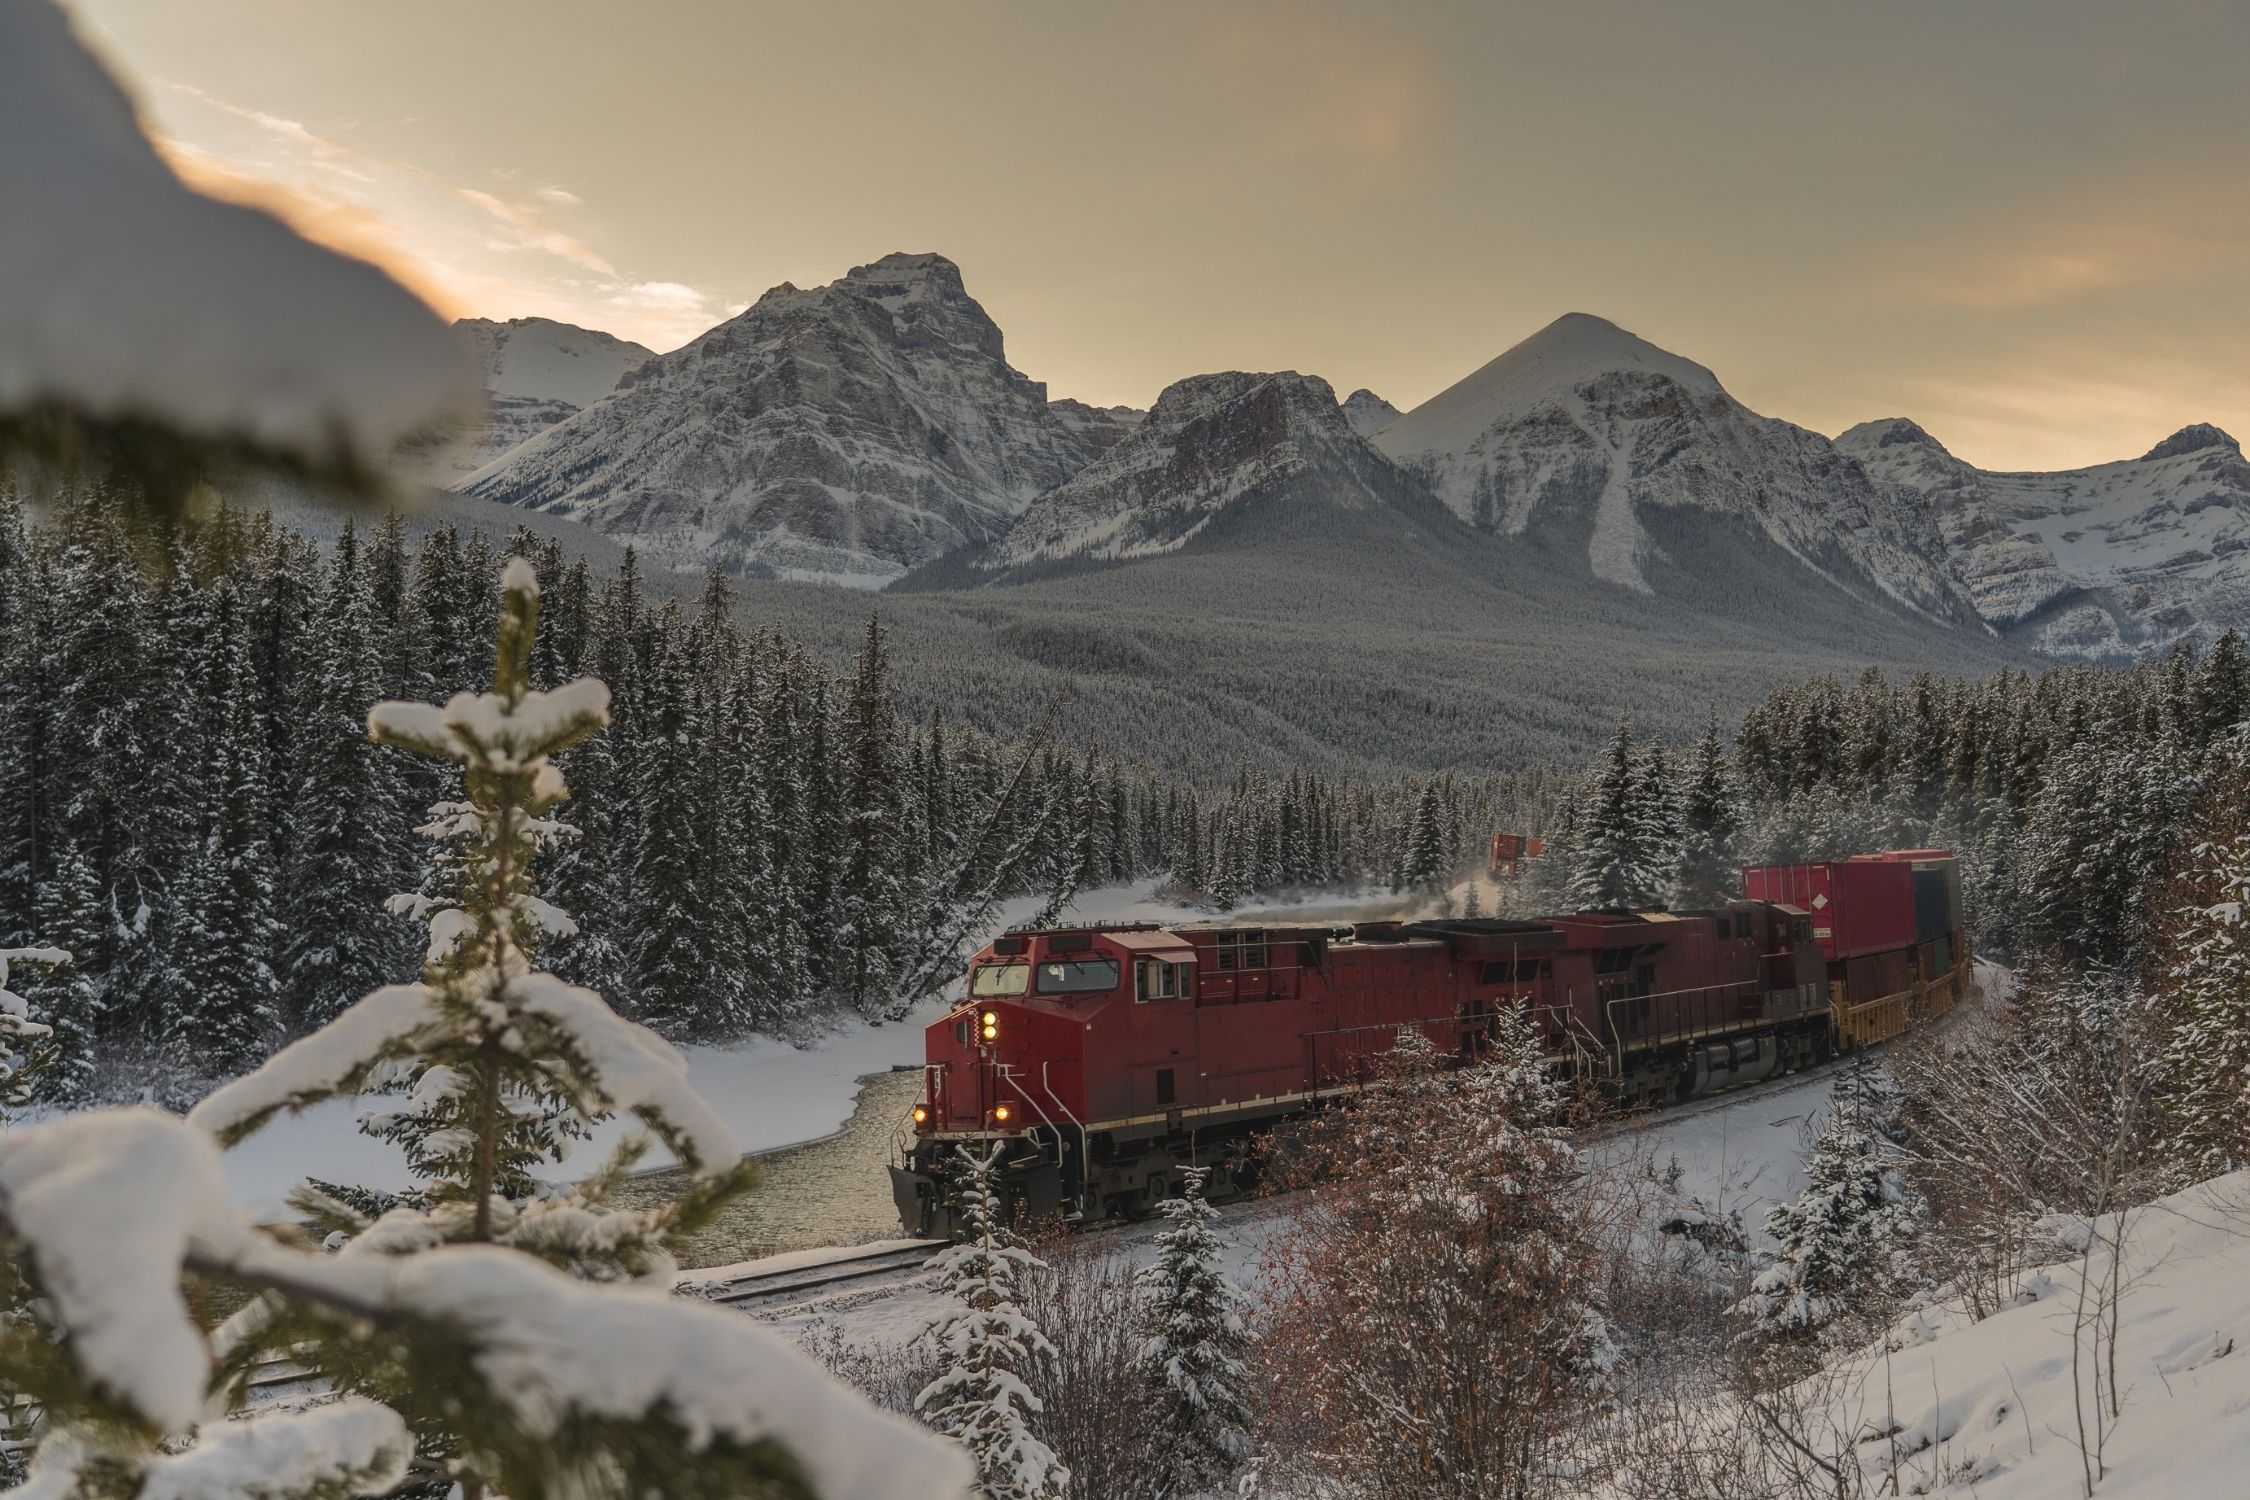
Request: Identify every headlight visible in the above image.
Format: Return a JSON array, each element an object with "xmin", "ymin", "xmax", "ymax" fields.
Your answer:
[
  {"xmin": 993, "ymin": 1104, "xmax": 1012, "ymax": 1123},
  {"xmin": 912, "ymin": 1106, "xmax": 928, "ymax": 1124}
]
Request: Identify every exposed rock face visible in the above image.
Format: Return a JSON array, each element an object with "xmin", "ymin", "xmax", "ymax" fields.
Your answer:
[
  {"xmin": 1339, "ymin": 387, "xmax": 1401, "ymax": 437},
  {"xmin": 410, "ymin": 317, "xmax": 653, "ymax": 483},
  {"xmin": 987, "ymin": 371, "xmax": 1420, "ymax": 570},
  {"xmin": 1838, "ymin": 418, "xmax": 2250, "ymax": 659},
  {"xmin": 456, "ymin": 253, "xmax": 1137, "ymax": 585},
  {"xmin": 1372, "ymin": 313, "xmax": 1980, "ymax": 626}
]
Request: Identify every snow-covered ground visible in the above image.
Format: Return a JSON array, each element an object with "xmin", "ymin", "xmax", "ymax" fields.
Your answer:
[
  {"xmin": 1807, "ymin": 1171, "xmax": 2250, "ymax": 1499},
  {"xmin": 215, "ymin": 878, "xmax": 1425, "ymax": 1217},
  {"xmin": 720, "ymin": 1050, "xmax": 1861, "ymax": 1358}
]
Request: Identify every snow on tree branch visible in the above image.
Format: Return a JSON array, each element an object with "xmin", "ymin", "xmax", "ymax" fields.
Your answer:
[
  {"xmin": 0, "ymin": 1108, "xmax": 236, "ymax": 1432},
  {"xmin": 185, "ymin": 983, "xmax": 441, "ymax": 1147},
  {"xmin": 504, "ymin": 972, "xmax": 738, "ymax": 1174},
  {"xmin": 24, "ymin": 1402, "xmax": 414, "ymax": 1500},
  {"xmin": 0, "ymin": 1106, "xmax": 971, "ymax": 1500},
  {"xmin": 0, "ymin": 2, "xmax": 473, "ymax": 483}
]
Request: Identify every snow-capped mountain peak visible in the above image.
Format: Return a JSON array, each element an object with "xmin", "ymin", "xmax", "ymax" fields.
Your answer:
[
  {"xmin": 1379, "ymin": 312, "xmax": 1724, "ymax": 465},
  {"xmin": 1374, "ymin": 314, "xmax": 1976, "ymax": 621},
  {"xmin": 2143, "ymin": 423, "xmax": 2240, "ymax": 462},
  {"xmin": 1340, "ymin": 387, "xmax": 1402, "ymax": 437},
  {"xmin": 985, "ymin": 369, "xmax": 1420, "ymax": 572},
  {"xmin": 402, "ymin": 316, "xmax": 654, "ymax": 483},
  {"xmin": 1840, "ymin": 417, "xmax": 2250, "ymax": 659},
  {"xmin": 457, "ymin": 316, "xmax": 654, "ymax": 409},
  {"xmin": 456, "ymin": 252, "xmax": 1138, "ymax": 585}
]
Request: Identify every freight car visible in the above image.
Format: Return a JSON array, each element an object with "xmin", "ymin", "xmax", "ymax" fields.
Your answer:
[{"xmin": 891, "ymin": 851, "xmax": 1970, "ymax": 1238}]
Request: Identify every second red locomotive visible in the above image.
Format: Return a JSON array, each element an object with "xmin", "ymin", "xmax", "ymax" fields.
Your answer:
[{"xmin": 892, "ymin": 850, "xmax": 1969, "ymax": 1238}]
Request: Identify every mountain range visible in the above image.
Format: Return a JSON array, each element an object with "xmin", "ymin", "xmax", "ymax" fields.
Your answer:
[{"xmin": 427, "ymin": 253, "xmax": 2246, "ymax": 665}]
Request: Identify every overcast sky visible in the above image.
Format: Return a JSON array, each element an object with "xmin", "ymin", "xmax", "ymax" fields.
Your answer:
[{"xmin": 70, "ymin": 0, "xmax": 2250, "ymax": 470}]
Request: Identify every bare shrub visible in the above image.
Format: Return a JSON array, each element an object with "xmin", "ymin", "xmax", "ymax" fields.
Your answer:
[
  {"xmin": 1254, "ymin": 1023, "xmax": 1617, "ymax": 1500},
  {"xmin": 1019, "ymin": 1228, "xmax": 1165, "ymax": 1500}
]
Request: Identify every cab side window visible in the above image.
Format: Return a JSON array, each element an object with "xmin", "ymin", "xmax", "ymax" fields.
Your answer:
[{"xmin": 1137, "ymin": 962, "xmax": 1192, "ymax": 1001}]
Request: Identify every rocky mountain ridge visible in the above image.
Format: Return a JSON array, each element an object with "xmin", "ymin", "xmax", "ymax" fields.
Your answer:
[
  {"xmin": 1837, "ymin": 417, "xmax": 2250, "ymax": 658},
  {"xmin": 984, "ymin": 371, "xmax": 1427, "ymax": 572},
  {"xmin": 456, "ymin": 253, "xmax": 1137, "ymax": 582},
  {"xmin": 1371, "ymin": 313, "xmax": 1981, "ymax": 628},
  {"xmin": 409, "ymin": 316, "xmax": 652, "ymax": 483},
  {"xmin": 437, "ymin": 258, "xmax": 2246, "ymax": 658}
]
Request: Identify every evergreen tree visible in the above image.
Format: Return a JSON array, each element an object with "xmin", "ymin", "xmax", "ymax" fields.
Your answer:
[
  {"xmin": 623, "ymin": 631, "xmax": 722, "ymax": 1038},
  {"xmin": 1396, "ymin": 780, "xmax": 1450, "ymax": 892},
  {"xmin": 2151, "ymin": 757, "xmax": 2250, "ymax": 1178},
  {"xmin": 0, "ymin": 944, "xmax": 67, "ymax": 1118},
  {"xmin": 1673, "ymin": 714, "xmax": 1746, "ymax": 908},
  {"xmin": 1135, "ymin": 1167, "xmax": 1252, "ymax": 1495},
  {"xmin": 23, "ymin": 839, "xmax": 100, "ymax": 1105},
  {"xmin": 166, "ymin": 580, "xmax": 284, "ymax": 1086},
  {"xmin": 1735, "ymin": 1065, "xmax": 1921, "ymax": 1337},
  {"xmin": 280, "ymin": 520, "xmax": 408, "ymax": 1029},
  {"xmin": 1568, "ymin": 720, "xmax": 1667, "ymax": 909},
  {"xmin": 917, "ymin": 1144, "xmax": 1068, "ymax": 1500},
  {"xmin": 838, "ymin": 616, "xmax": 908, "ymax": 1017}
]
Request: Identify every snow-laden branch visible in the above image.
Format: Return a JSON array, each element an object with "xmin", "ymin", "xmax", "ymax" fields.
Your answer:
[
  {"xmin": 0, "ymin": 1108, "xmax": 236, "ymax": 1431},
  {"xmin": 0, "ymin": 1108, "xmax": 971, "ymax": 1500},
  {"xmin": 506, "ymin": 972, "xmax": 738, "ymax": 1174},
  {"xmin": 187, "ymin": 984, "xmax": 442, "ymax": 1147},
  {"xmin": 0, "ymin": 2, "xmax": 473, "ymax": 467}
]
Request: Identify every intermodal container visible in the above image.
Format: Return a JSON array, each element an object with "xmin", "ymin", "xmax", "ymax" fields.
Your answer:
[
  {"xmin": 1862, "ymin": 851, "xmax": 1963, "ymax": 941},
  {"xmin": 1742, "ymin": 858, "xmax": 1918, "ymax": 962}
]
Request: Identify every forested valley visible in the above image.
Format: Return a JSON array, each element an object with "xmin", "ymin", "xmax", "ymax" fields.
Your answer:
[{"xmin": 0, "ymin": 495, "xmax": 1538, "ymax": 1105}]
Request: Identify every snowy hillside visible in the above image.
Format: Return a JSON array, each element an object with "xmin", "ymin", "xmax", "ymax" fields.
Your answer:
[
  {"xmin": 983, "ymin": 371, "xmax": 1427, "ymax": 571},
  {"xmin": 455, "ymin": 253, "xmax": 1139, "ymax": 585},
  {"xmin": 410, "ymin": 316, "xmax": 654, "ymax": 482},
  {"xmin": 1774, "ymin": 1169, "xmax": 2250, "ymax": 1499},
  {"xmin": 1839, "ymin": 417, "xmax": 2250, "ymax": 659},
  {"xmin": 1374, "ymin": 314, "xmax": 1982, "ymax": 626}
]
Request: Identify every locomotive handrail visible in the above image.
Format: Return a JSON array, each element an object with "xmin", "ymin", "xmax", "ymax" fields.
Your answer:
[
  {"xmin": 996, "ymin": 1065, "xmax": 1074, "ymax": 1187},
  {"xmin": 1039, "ymin": 1061, "xmax": 1094, "ymax": 1220}
]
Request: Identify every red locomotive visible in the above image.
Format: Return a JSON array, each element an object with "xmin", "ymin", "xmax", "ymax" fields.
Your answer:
[{"xmin": 891, "ymin": 850, "xmax": 1970, "ymax": 1238}]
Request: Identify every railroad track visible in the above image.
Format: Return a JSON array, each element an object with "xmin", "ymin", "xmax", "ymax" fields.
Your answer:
[
  {"xmin": 688, "ymin": 1240, "xmax": 945, "ymax": 1309},
  {"xmin": 237, "ymin": 1241, "xmax": 947, "ymax": 1400}
]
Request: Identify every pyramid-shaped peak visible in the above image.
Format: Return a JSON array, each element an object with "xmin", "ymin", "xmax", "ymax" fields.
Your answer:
[
  {"xmin": 1501, "ymin": 312, "xmax": 1722, "ymax": 390},
  {"xmin": 1375, "ymin": 312, "xmax": 1721, "ymax": 460},
  {"xmin": 2142, "ymin": 423, "xmax": 2241, "ymax": 462}
]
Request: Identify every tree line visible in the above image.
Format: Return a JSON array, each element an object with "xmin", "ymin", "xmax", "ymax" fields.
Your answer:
[{"xmin": 0, "ymin": 495, "xmax": 1537, "ymax": 1106}]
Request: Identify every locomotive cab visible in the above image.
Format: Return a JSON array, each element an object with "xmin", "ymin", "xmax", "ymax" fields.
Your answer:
[{"xmin": 894, "ymin": 927, "xmax": 1156, "ymax": 1236}]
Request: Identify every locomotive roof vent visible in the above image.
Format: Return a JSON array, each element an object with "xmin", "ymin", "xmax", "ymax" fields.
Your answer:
[
  {"xmin": 990, "ymin": 936, "xmax": 1028, "ymax": 956},
  {"xmin": 1047, "ymin": 932, "xmax": 1095, "ymax": 953}
]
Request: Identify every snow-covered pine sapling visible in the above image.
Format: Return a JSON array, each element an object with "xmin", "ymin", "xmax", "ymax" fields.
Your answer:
[
  {"xmin": 0, "ymin": 947, "xmax": 67, "ymax": 1120},
  {"xmin": 191, "ymin": 561, "xmax": 754, "ymax": 1286},
  {"xmin": 918, "ymin": 1143, "xmax": 1069, "ymax": 1500},
  {"xmin": 1135, "ymin": 1166, "xmax": 1253, "ymax": 1496},
  {"xmin": 1734, "ymin": 1073, "xmax": 1922, "ymax": 1340},
  {"xmin": 194, "ymin": 562, "xmax": 757, "ymax": 1286}
]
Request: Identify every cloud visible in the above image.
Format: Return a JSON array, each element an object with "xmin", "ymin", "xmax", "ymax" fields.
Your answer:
[
  {"xmin": 1878, "ymin": 166, "xmax": 2249, "ymax": 311},
  {"xmin": 154, "ymin": 83, "xmax": 733, "ymax": 350},
  {"xmin": 1191, "ymin": 2, "xmax": 1439, "ymax": 163},
  {"xmin": 454, "ymin": 187, "xmax": 615, "ymax": 274}
]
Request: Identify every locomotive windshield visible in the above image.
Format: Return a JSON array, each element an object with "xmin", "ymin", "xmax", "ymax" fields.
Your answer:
[
  {"xmin": 969, "ymin": 961, "xmax": 1029, "ymax": 997},
  {"xmin": 1034, "ymin": 957, "xmax": 1121, "ymax": 995}
]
